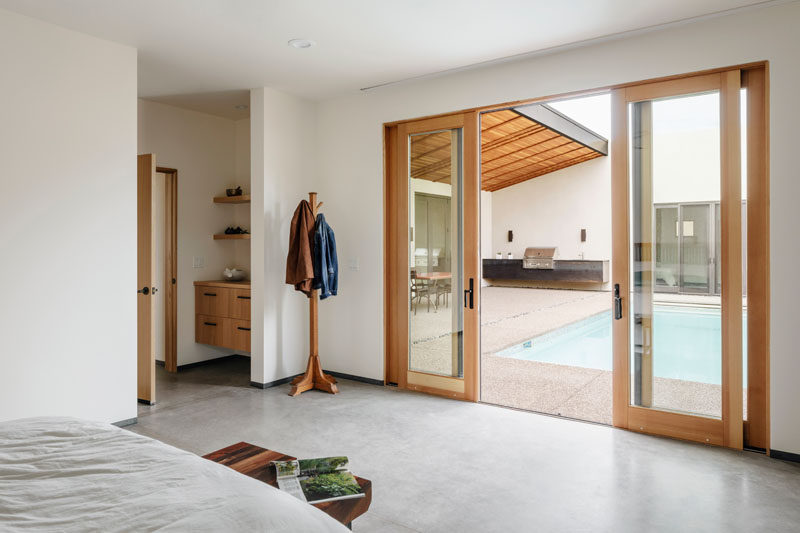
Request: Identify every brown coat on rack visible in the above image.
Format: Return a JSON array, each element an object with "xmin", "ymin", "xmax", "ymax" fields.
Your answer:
[{"xmin": 290, "ymin": 192, "xmax": 339, "ymax": 396}]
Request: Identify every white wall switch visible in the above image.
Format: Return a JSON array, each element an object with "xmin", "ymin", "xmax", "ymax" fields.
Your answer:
[
  {"xmin": 192, "ymin": 256, "xmax": 205, "ymax": 268},
  {"xmin": 348, "ymin": 258, "xmax": 359, "ymax": 272}
]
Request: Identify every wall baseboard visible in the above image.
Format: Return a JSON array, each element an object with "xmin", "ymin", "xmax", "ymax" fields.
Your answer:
[
  {"xmin": 250, "ymin": 375, "xmax": 298, "ymax": 389},
  {"xmin": 113, "ymin": 417, "xmax": 137, "ymax": 427},
  {"xmin": 156, "ymin": 354, "xmax": 250, "ymax": 372},
  {"xmin": 770, "ymin": 449, "xmax": 800, "ymax": 463},
  {"xmin": 323, "ymin": 370, "xmax": 384, "ymax": 387},
  {"xmin": 250, "ymin": 371, "xmax": 384, "ymax": 389}
]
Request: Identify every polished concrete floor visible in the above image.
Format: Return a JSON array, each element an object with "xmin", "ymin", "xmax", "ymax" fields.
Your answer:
[{"xmin": 132, "ymin": 358, "xmax": 800, "ymax": 533}]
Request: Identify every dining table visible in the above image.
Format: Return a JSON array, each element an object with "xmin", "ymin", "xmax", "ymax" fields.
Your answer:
[{"xmin": 414, "ymin": 271, "xmax": 452, "ymax": 310}]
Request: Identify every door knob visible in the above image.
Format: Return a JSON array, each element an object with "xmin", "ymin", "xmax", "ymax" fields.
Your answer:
[{"xmin": 137, "ymin": 286, "xmax": 150, "ymax": 295}]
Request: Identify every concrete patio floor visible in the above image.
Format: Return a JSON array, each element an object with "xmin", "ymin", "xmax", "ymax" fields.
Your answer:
[
  {"xmin": 478, "ymin": 287, "xmax": 613, "ymax": 424},
  {"xmin": 412, "ymin": 286, "xmax": 736, "ymax": 425}
]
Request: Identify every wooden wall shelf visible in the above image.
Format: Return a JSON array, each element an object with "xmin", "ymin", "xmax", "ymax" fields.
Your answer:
[
  {"xmin": 214, "ymin": 195, "xmax": 251, "ymax": 204},
  {"xmin": 213, "ymin": 234, "xmax": 251, "ymax": 240}
]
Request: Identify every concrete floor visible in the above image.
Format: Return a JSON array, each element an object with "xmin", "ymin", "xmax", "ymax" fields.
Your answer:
[{"xmin": 131, "ymin": 358, "xmax": 800, "ymax": 532}]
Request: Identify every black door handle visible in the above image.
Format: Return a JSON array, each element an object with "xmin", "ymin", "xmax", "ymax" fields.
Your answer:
[
  {"xmin": 614, "ymin": 284, "xmax": 623, "ymax": 320},
  {"xmin": 463, "ymin": 278, "xmax": 474, "ymax": 309},
  {"xmin": 137, "ymin": 286, "xmax": 150, "ymax": 295}
]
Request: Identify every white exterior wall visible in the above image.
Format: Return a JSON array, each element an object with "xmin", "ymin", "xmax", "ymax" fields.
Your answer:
[{"xmin": 490, "ymin": 156, "xmax": 611, "ymax": 263}]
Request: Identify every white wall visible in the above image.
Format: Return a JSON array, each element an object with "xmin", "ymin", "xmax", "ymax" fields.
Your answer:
[
  {"xmin": 0, "ymin": 9, "xmax": 137, "ymax": 423},
  {"xmin": 234, "ymin": 118, "xmax": 252, "ymax": 269},
  {"xmin": 250, "ymin": 88, "xmax": 318, "ymax": 385},
  {"xmin": 491, "ymin": 156, "xmax": 611, "ymax": 264},
  {"xmin": 314, "ymin": 3, "xmax": 800, "ymax": 454},
  {"xmin": 138, "ymin": 99, "xmax": 250, "ymax": 365}
]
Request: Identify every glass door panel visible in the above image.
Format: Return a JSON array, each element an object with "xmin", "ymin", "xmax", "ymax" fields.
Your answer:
[
  {"xmin": 408, "ymin": 128, "xmax": 464, "ymax": 378},
  {"xmin": 680, "ymin": 204, "xmax": 712, "ymax": 293},
  {"xmin": 629, "ymin": 91, "xmax": 723, "ymax": 418},
  {"xmin": 390, "ymin": 112, "xmax": 478, "ymax": 400},
  {"xmin": 655, "ymin": 206, "xmax": 679, "ymax": 291}
]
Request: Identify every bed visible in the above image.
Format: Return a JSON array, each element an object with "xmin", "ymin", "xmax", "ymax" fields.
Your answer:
[{"xmin": 0, "ymin": 417, "xmax": 348, "ymax": 532}]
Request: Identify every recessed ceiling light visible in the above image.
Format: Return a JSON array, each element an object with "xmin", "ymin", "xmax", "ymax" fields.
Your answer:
[
  {"xmin": 234, "ymin": 104, "xmax": 248, "ymax": 110},
  {"xmin": 288, "ymin": 39, "xmax": 315, "ymax": 49}
]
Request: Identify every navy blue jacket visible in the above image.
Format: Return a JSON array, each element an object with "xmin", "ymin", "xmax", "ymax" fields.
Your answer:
[{"xmin": 312, "ymin": 213, "xmax": 338, "ymax": 300}]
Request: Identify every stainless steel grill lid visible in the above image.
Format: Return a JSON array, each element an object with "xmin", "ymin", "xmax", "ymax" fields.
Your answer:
[{"xmin": 523, "ymin": 247, "xmax": 557, "ymax": 269}]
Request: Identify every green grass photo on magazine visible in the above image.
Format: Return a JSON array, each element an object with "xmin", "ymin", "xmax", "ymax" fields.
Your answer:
[
  {"xmin": 300, "ymin": 471, "xmax": 361, "ymax": 501},
  {"xmin": 298, "ymin": 456, "xmax": 349, "ymax": 475}
]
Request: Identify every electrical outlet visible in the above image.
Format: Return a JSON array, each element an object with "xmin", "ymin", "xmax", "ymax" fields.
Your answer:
[{"xmin": 192, "ymin": 256, "xmax": 205, "ymax": 268}]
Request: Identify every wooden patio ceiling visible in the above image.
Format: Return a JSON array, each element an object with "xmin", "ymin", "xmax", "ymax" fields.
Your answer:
[{"xmin": 409, "ymin": 105, "xmax": 607, "ymax": 192}]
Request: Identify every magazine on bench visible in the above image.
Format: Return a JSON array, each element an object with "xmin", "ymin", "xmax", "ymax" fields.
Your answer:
[{"xmin": 272, "ymin": 456, "xmax": 365, "ymax": 504}]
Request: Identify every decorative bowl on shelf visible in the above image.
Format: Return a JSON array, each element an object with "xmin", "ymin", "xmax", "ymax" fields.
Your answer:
[
  {"xmin": 223, "ymin": 268, "xmax": 246, "ymax": 281},
  {"xmin": 226, "ymin": 186, "xmax": 243, "ymax": 197}
]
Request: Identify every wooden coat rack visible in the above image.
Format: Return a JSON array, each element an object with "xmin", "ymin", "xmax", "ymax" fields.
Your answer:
[{"xmin": 289, "ymin": 192, "xmax": 340, "ymax": 397}]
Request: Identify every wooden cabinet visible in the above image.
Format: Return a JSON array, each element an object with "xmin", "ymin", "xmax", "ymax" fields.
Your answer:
[
  {"xmin": 229, "ymin": 319, "xmax": 251, "ymax": 352},
  {"xmin": 229, "ymin": 289, "xmax": 251, "ymax": 320},
  {"xmin": 196, "ymin": 314, "xmax": 225, "ymax": 346},
  {"xmin": 196, "ymin": 286, "xmax": 230, "ymax": 317},
  {"xmin": 194, "ymin": 281, "xmax": 251, "ymax": 352}
]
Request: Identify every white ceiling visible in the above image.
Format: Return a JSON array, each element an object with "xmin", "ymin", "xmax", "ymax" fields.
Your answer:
[{"xmin": 0, "ymin": 0, "xmax": 781, "ymax": 104}]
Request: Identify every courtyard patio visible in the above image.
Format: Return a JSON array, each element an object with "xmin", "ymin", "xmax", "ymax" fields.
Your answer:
[{"xmin": 411, "ymin": 286, "xmax": 737, "ymax": 426}]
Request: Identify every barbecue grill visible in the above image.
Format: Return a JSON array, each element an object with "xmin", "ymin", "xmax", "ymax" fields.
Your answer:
[{"xmin": 522, "ymin": 247, "xmax": 557, "ymax": 270}]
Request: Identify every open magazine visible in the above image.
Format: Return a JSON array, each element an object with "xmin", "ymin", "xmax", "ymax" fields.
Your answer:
[{"xmin": 271, "ymin": 456, "xmax": 365, "ymax": 504}]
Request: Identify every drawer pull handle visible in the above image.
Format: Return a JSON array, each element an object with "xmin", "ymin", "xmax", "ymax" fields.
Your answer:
[
  {"xmin": 237, "ymin": 327, "xmax": 251, "ymax": 331},
  {"xmin": 204, "ymin": 322, "xmax": 217, "ymax": 326},
  {"xmin": 203, "ymin": 292, "xmax": 217, "ymax": 297},
  {"xmin": 237, "ymin": 296, "xmax": 251, "ymax": 300}
]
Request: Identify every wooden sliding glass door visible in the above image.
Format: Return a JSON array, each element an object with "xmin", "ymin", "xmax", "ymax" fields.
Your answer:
[
  {"xmin": 385, "ymin": 112, "xmax": 480, "ymax": 400},
  {"xmin": 611, "ymin": 71, "xmax": 744, "ymax": 447},
  {"xmin": 383, "ymin": 65, "xmax": 767, "ymax": 448}
]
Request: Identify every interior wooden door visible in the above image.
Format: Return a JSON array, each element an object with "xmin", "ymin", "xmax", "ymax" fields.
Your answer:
[
  {"xmin": 157, "ymin": 167, "xmax": 178, "ymax": 373},
  {"xmin": 386, "ymin": 112, "xmax": 480, "ymax": 400},
  {"xmin": 611, "ymin": 72, "xmax": 743, "ymax": 448},
  {"xmin": 137, "ymin": 154, "xmax": 156, "ymax": 403}
]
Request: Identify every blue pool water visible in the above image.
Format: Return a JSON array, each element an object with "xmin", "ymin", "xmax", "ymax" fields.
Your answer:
[{"xmin": 496, "ymin": 306, "xmax": 747, "ymax": 385}]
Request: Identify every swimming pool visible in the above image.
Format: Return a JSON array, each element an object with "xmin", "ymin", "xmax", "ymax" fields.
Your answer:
[{"xmin": 495, "ymin": 306, "xmax": 747, "ymax": 385}]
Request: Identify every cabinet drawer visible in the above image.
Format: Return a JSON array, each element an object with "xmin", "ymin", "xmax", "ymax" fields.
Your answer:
[
  {"xmin": 229, "ymin": 319, "xmax": 251, "ymax": 353},
  {"xmin": 229, "ymin": 289, "xmax": 251, "ymax": 320},
  {"xmin": 196, "ymin": 286, "xmax": 230, "ymax": 317},
  {"xmin": 196, "ymin": 315, "xmax": 226, "ymax": 346}
]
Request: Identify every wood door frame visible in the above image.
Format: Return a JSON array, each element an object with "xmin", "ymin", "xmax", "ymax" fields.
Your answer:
[
  {"xmin": 384, "ymin": 112, "xmax": 480, "ymax": 401},
  {"xmin": 611, "ymin": 69, "xmax": 749, "ymax": 449},
  {"xmin": 742, "ymin": 65, "xmax": 770, "ymax": 452},
  {"xmin": 156, "ymin": 166, "xmax": 178, "ymax": 374},
  {"xmin": 137, "ymin": 154, "xmax": 156, "ymax": 404},
  {"xmin": 382, "ymin": 63, "xmax": 769, "ymax": 446}
]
